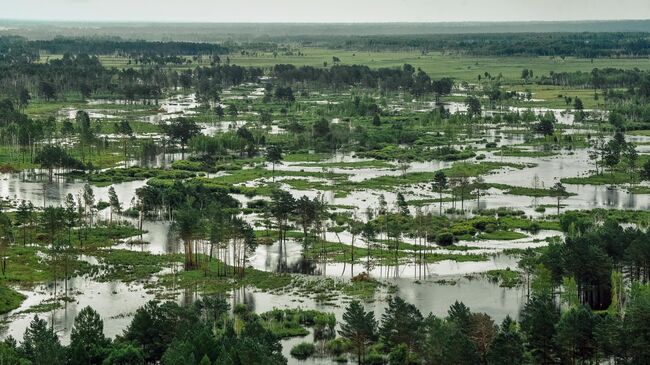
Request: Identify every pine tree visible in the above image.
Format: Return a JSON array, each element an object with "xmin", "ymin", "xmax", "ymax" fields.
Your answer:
[
  {"xmin": 339, "ymin": 301, "xmax": 377, "ymax": 365},
  {"xmin": 520, "ymin": 295, "xmax": 560, "ymax": 365},
  {"xmin": 69, "ymin": 307, "xmax": 110, "ymax": 365},
  {"xmin": 19, "ymin": 316, "xmax": 65, "ymax": 365},
  {"xmin": 487, "ymin": 316, "xmax": 525, "ymax": 365},
  {"xmin": 108, "ymin": 186, "xmax": 121, "ymax": 224}
]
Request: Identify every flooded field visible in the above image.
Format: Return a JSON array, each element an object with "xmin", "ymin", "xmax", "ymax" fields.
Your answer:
[{"xmin": 1, "ymin": 88, "xmax": 648, "ymax": 365}]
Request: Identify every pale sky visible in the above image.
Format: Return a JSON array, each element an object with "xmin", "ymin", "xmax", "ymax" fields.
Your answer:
[{"xmin": 2, "ymin": 0, "xmax": 650, "ymax": 23}]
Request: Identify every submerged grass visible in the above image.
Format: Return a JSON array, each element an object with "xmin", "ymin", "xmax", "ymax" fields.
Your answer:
[
  {"xmin": 478, "ymin": 230, "xmax": 528, "ymax": 240},
  {"xmin": 304, "ymin": 240, "xmax": 487, "ymax": 265},
  {"xmin": 294, "ymin": 160, "xmax": 394, "ymax": 169},
  {"xmin": 483, "ymin": 269, "xmax": 522, "ymax": 288}
]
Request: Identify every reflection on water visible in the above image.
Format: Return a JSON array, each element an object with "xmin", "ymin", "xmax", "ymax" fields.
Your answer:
[
  {"xmin": 252, "ymin": 276, "xmax": 527, "ymax": 365},
  {"xmin": 0, "ymin": 277, "xmax": 159, "ymax": 343}
]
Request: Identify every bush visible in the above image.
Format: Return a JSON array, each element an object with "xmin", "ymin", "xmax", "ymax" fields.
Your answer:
[
  {"xmin": 96, "ymin": 201, "xmax": 110, "ymax": 210},
  {"xmin": 436, "ymin": 231, "xmax": 455, "ymax": 246},
  {"xmin": 334, "ymin": 354, "xmax": 349, "ymax": 363},
  {"xmin": 247, "ymin": 199, "xmax": 269, "ymax": 209},
  {"xmin": 290, "ymin": 342, "xmax": 316, "ymax": 360},
  {"xmin": 389, "ymin": 344, "xmax": 409, "ymax": 365},
  {"xmin": 449, "ymin": 223, "xmax": 476, "ymax": 236},
  {"xmin": 171, "ymin": 160, "xmax": 206, "ymax": 171},
  {"xmin": 351, "ymin": 272, "xmax": 372, "ymax": 282},
  {"xmin": 365, "ymin": 351, "xmax": 386, "ymax": 365},
  {"xmin": 326, "ymin": 338, "xmax": 352, "ymax": 356},
  {"xmin": 470, "ymin": 216, "xmax": 497, "ymax": 231},
  {"xmin": 528, "ymin": 222, "xmax": 541, "ymax": 233}
]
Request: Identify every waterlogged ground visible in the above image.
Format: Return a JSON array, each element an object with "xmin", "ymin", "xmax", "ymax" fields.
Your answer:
[{"xmin": 2, "ymin": 90, "xmax": 649, "ymax": 364}]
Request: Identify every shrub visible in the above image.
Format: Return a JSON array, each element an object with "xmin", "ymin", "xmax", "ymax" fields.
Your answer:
[
  {"xmin": 326, "ymin": 338, "xmax": 352, "ymax": 356},
  {"xmin": 484, "ymin": 223, "xmax": 497, "ymax": 233},
  {"xmin": 246, "ymin": 199, "xmax": 269, "ymax": 209},
  {"xmin": 290, "ymin": 342, "xmax": 316, "ymax": 360},
  {"xmin": 365, "ymin": 351, "xmax": 386, "ymax": 365},
  {"xmin": 351, "ymin": 272, "xmax": 372, "ymax": 282},
  {"xmin": 334, "ymin": 354, "xmax": 349, "ymax": 363},
  {"xmin": 436, "ymin": 231, "xmax": 455, "ymax": 246},
  {"xmin": 389, "ymin": 344, "xmax": 409, "ymax": 365},
  {"xmin": 449, "ymin": 223, "xmax": 476, "ymax": 236},
  {"xmin": 470, "ymin": 216, "xmax": 497, "ymax": 231}
]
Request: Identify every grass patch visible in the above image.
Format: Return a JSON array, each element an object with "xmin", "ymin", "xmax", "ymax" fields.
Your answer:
[
  {"xmin": 287, "ymin": 276, "xmax": 383, "ymax": 302},
  {"xmin": 629, "ymin": 186, "xmax": 650, "ymax": 194},
  {"xmin": 0, "ymin": 246, "xmax": 90, "ymax": 285},
  {"xmin": 79, "ymin": 167, "xmax": 195, "ymax": 186},
  {"xmin": 442, "ymin": 162, "xmax": 534, "ymax": 178},
  {"xmin": 496, "ymin": 148, "xmax": 559, "ymax": 158},
  {"xmin": 0, "ymin": 286, "xmax": 26, "ymax": 314},
  {"xmin": 260, "ymin": 308, "xmax": 335, "ymax": 339},
  {"xmin": 294, "ymin": 160, "xmax": 394, "ymax": 169},
  {"xmin": 283, "ymin": 153, "xmax": 331, "ymax": 162},
  {"xmin": 561, "ymin": 171, "xmax": 639, "ymax": 185},
  {"xmin": 498, "ymin": 217, "xmax": 562, "ymax": 231},
  {"xmin": 158, "ymin": 257, "xmax": 293, "ymax": 294},
  {"xmin": 93, "ymin": 250, "xmax": 181, "ymax": 282},
  {"xmin": 407, "ymin": 197, "xmax": 458, "ymax": 206},
  {"xmin": 478, "ymin": 231, "xmax": 528, "ymax": 240},
  {"xmin": 19, "ymin": 299, "xmax": 64, "ymax": 314},
  {"xmin": 483, "ymin": 269, "xmax": 522, "ymax": 288},
  {"xmin": 488, "ymin": 183, "xmax": 575, "ymax": 198},
  {"xmin": 304, "ymin": 240, "xmax": 487, "ymax": 265}
]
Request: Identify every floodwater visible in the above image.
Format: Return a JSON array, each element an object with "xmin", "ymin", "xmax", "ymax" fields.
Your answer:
[
  {"xmin": 1, "ymin": 272, "xmax": 527, "ymax": 365},
  {"xmin": 0, "ymin": 92, "xmax": 645, "ymax": 364}
]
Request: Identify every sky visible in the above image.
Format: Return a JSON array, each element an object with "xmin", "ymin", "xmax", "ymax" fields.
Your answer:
[{"xmin": 2, "ymin": 0, "xmax": 650, "ymax": 23}]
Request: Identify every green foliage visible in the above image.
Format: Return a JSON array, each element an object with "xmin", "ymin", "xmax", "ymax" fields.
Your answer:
[
  {"xmin": 20, "ymin": 315, "xmax": 66, "ymax": 365},
  {"xmin": 326, "ymin": 338, "xmax": 352, "ymax": 357},
  {"xmin": 486, "ymin": 316, "xmax": 525, "ymax": 365},
  {"xmin": 259, "ymin": 308, "xmax": 335, "ymax": 339},
  {"xmin": 0, "ymin": 342, "xmax": 28, "ymax": 365},
  {"xmin": 123, "ymin": 301, "xmax": 192, "ymax": 362},
  {"xmin": 290, "ymin": 342, "xmax": 316, "ymax": 360},
  {"xmin": 0, "ymin": 286, "xmax": 26, "ymax": 314},
  {"xmin": 555, "ymin": 305, "xmax": 599, "ymax": 363},
  {"xmin": 625, "ymin": 282, "xmax": 650, "ymax": 363},
  {"xmin": 339, "ymin": 301, "xmax": 377, "ymax": 364},
  {"xmin": 379, "ymin": 296, "xmax": 423, "ymax": 351},
  {"xmin": 69, "ymin": 307, "xmax": 111, "ymax": 365},
  {"xmin": 159, "ymin": 117, "xmax": 201, "ymax": 157},
  {"xmin": 84, "ymin": 167, "xmax": 195, "ymax": 186},
  {"xmin": 484, "ymin": 269, "xmax": 522, "ymax": 288},
  {"xmin": 520, "ymin": 295, "xmax": 560, "ymax": 364},
  {"xmin": 102, "ymin": 344, "xmax": 145, "ymax": 365},
  {"xmin": 388, "ymin": 343, "xmax": 409, "ymax": 365}
]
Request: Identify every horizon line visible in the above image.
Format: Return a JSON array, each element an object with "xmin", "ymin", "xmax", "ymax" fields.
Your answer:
[{"xmin": 2, "ymin": 18, "xmax": 650, "ymax": 25}]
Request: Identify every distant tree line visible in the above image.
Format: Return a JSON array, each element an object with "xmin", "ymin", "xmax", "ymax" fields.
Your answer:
[
  {"xmin": 286, "ymin": 32, "xmax": 650, "ymax": 57},
  {"xmin": 1, "ymin": 36, "xmax": 229, "ymax": 57},
  {"xmin": 0, "ymin": 51, "xmax": 262, "ymax": 103},
  {"xmin": 272, "ymin": 64, "xmax": 453, "ymax": 96}
]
